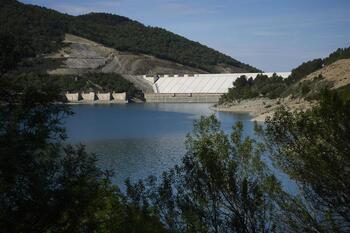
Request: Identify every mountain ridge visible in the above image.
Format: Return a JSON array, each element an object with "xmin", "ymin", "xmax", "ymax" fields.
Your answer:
[{"xmin": 0, "ymin": 0, "xmax": 260, "ymax": 74}]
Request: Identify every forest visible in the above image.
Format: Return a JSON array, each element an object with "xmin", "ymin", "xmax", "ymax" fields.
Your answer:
[
  {"xmin": 2, "ymin": 72, "xmax": 144, "ymax": 100},
  {"xmin": 0, "ymin": 0, "xmax": 259, "ymax": 73}
]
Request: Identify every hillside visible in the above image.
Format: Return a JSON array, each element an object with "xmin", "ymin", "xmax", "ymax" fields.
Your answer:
[
  {"xmin": 0, "ymin": 0, "xmax": 260, "ymax": 74},
  {"xmin": 303, "ymin": 58, "xmax": 350, "ymax": 89},
  {"xmin": 215, "ymin": 48, "xmax": 350, "ymax": 121},
  {"xmin": 47, "ymin": 34, "xmax": 206, "ymax": 76}
]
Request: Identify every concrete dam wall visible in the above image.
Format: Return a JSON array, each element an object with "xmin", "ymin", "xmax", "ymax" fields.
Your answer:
[
  {"xmin": 142, "ymin": 72, "xmax": 291, "ymax": 103},
  {"xmin": 66, "ymin": 93, "xmax": 80, "ymax": 102},
  {"xmin": 65, "ymin": 92, "xmax": 127, "ymax": 103},
  {"xmin": 97, "ymin": 92, "xmax": 111, "ymax": 101},
  {"xmin": 144, "ymin": 93, "xmax": 221, "ymax": 103},
  {"xmin": 82, "ymin": 92, "xmax": 96, "ymax": 101},
  {"xmin": 112, "ymin": 92, "xmax": 127, "ymax": 101}
]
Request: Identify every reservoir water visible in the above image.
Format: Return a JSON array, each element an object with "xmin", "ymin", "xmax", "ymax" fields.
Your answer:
[{"xmin": 65, "ymin": 103, "xmax": 254, "ymax": 187}]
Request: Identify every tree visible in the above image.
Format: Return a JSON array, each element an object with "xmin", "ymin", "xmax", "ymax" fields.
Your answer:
[
  {"xmin": 128, "ymin": 115, "xmax": 285, "ymax": 233},
  {"xmin": 0, "ymin": 78, "xmax": 167, "ymax": 233},
  {"xmin": 263, "ymin": 90, "xmax": 350, "ymax": 232},
  {"xmin": 0, "ymin": 33, "xmax": 20, "ymax": 74}
]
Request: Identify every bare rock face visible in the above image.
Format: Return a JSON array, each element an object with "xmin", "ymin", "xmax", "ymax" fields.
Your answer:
[{"xmin": 47, "ymin": 34, "xmax": 206, "ymax": 76}]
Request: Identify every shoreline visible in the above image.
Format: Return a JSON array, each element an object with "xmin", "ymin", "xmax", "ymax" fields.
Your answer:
[
  {"xmin": 211, "ymin": 105, "xmax": 271, "ymax": 122},
  {"xmin": 58, "ymin": 99, "xmax": 311, "ymax": 123},
  {"xmin": 211, "ymin": 98, "xmax": 279, "ymax": 122},
  {"xmin": 212, "ymin": 97, "xmax": 314, "ymax": 122}
]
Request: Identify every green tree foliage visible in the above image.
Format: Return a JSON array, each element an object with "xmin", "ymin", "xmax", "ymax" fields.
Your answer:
[
  {"xmin": 0, "ymin": 0, "xmax": 66, "ymax": 59},
  {"xmin": 72, "ymin": 13, "xmax": 260, "ymax": 73},
  {"xmin": 287, "ymin": 47, "xmax": 350, "ymax": 83},
  {"xmin": 263, "ymin": 90, "xmax": 350, "ymax": 232},
  {"xmin": 287, "ymin": 59, "xmax": 324, "ymax": 83},
  {"xmin": 3, "ymin": 72, "xmax": 144, "ymax": 100},
  {"xmin": 0, "ymin": 0, "xmax": 259, "ymax": 73},
  {"xmin": 125, "ymin": 91, "xmax": 350, "ymax": 233},
  {"xmin": 336, "ymin": 84, "xmax": 350, "ymax": 101},
  {"xmin": 0, "ymin": 78, "xmax": 166, "ymax": 233},
  {"xmin": 324, "ymin": 47, "xmax": 350, "ymax": 65},
  {"xmin": 0, "ymin": 33, "xmax": 20, "ymax": 74},
  {"xmin": 220, "ymin": 45, "xmax": 350, "ymax": 104},
  {"xmin": 126, "ymin": 115, "xmax": 284, "ymax": 233},
  {"xmin": 220, "ymin": 73, "xmax": 287, "ymax": 103}
]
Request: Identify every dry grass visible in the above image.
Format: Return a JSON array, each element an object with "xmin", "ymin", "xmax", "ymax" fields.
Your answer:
[{"xmin": 304, "ymin": 58, "xmax": 350, "ymax": 89}]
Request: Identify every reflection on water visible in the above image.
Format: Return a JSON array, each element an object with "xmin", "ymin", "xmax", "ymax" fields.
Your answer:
[
  {"xmin": 86, "ymin": 136, "xmax": 186, "ymax": 185},
  {"xmin": 65, "ymin": 103, "xmax": 255, "ymax": 188}
]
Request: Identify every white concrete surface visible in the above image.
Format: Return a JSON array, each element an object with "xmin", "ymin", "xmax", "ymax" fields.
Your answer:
[
  {"xmin": 112, "ymin": 92, "xmax": 127, "ymax": 101},
  {"xmin": 82, "ymin": 92, "xmax": 96, "ymax": 101},
  {"xmin": 65, "ymin": 92, "xmax": 80, "ymax": 102},
  {"xmin": 148, "ymin": 72, "xmax": 291, "ymax": 94},
  {"xmin": 97, "ymin": 92, "xmax": 111, "ymax": 101}
]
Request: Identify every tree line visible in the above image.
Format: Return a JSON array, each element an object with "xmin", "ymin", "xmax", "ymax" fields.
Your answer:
[
  {"xmin": 0, "ymin": 0, "xmax": 259, "ymax": 73},
  {"xmin": 220, "ymin": 46, "xmax": 350, "ymax": 103},
  {"xmin": 1, "ymin": 71, "xmax": 144, "ymax": 100}
]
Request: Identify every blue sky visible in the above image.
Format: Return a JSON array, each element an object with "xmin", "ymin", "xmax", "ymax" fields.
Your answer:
[{"xmin": 21, "ymin": 0, "xmax": 350, "ymax": 71}]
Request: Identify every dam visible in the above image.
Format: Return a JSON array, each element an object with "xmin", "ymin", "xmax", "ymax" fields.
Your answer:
[
  {"xmin": 65, "ymin": 92, "xmax": 127, "ymax": 103},
  {"xmin": 143, "ymin": 72, "xmax": 291, "ymax": 103}
]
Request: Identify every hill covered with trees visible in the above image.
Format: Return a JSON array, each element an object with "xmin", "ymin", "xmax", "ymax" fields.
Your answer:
[
  {"xmin": 0, "ymin": 0, "xmax": 259, "ymax": 73},
  {"xmin": 219, "ymin": 46, "xmax": 350, "ymax": 103}
]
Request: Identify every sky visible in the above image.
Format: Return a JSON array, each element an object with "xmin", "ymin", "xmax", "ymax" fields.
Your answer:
[{"xmin": 21, "ymin": 0, "xmax": 350, "ymax": 72}]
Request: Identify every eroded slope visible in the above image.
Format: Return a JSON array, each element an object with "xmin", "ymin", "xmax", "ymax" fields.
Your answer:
[{"xmin": 47, "ymin": 34, "xmax": 207, "ymax": 77}]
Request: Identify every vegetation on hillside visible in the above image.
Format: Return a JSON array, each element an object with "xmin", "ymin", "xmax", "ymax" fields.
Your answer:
[
  {"xmin": 289, "ymin": 47, "xmax": 350, "ymax": 83},
  {"xmin": 288, "ymin": 58, "xmax": 324, "ymax": 83},
  {"xmin": 0, "ymin": 32, "xmax": 144, "ymax": 100},
  {"xmin": 0, "ymin": 0, "xmax": 66, "ymax": 60},
  {"xmin": 220, "ymin": 47, "xmax": 350, "ymax": 103},
  {"xmin": 324, "ymin": 47, "xmax": 350, "ymax": 65},
  {"xmin": 2, "ymin": 72, "xmax": 144, "ymax": 99},
  {"xmin": 0, "ymin": 0, "xmax": 259, "ymax": 73},
  {"xmin": 220, "ymin": 73, "xmax": 288, "ymax": 103},
  {"xmin": 336, "ymin": 84, "xmax": 350, "ymax": 101}
]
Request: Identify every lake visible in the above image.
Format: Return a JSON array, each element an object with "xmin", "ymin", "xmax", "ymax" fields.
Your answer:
[{"xmin": 65, "ymin": 103, "xmax": 254, "ymax": 187}]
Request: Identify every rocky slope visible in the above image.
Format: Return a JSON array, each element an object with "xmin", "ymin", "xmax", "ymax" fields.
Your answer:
[
  {"xmin": 303, "ymin": 58, "xmax": 350, "ymax": 89},
  {"xmin": 47, "ymin": 34, "xmax": 206, "ymax": 76}
]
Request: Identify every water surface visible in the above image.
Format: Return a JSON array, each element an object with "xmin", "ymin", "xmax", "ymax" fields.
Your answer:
[{"xmin": 66, "ymin": 103, "xmax": 253, "ymax": 186}]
